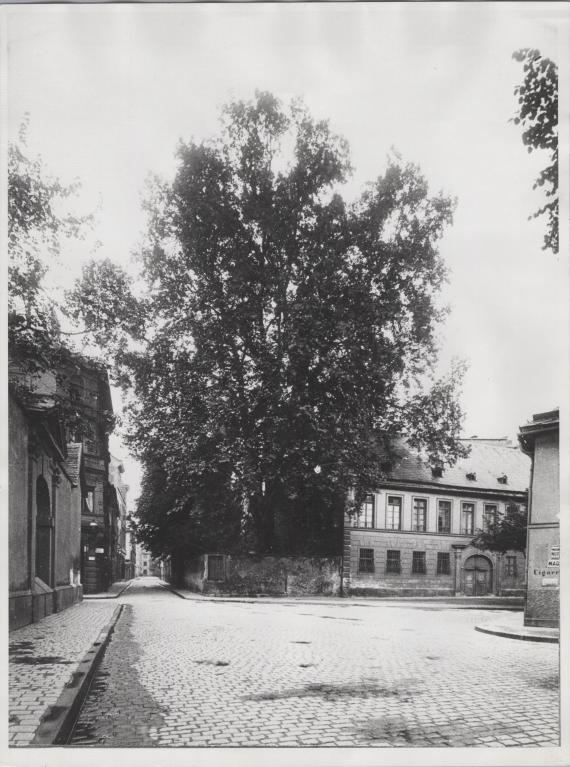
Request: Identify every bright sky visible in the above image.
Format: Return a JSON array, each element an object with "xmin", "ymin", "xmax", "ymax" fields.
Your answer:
[{"xmin": 5, "ymin": 2, "xmax": 568, "ymax": 507}]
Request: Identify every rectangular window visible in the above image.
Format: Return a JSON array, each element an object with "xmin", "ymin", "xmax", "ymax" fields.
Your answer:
[
  {"xmin": 412, "ymin": 498, "xmax": 427, "ymax": 532},
  {"xmin": 83, "ymin": 487, "xmax": 95, "ymax": 514},
  {"xmin": 358, "ymin": 548, "xmax": 375, "ymax": 573},
  {"xmin": 207, "ymin": 555, "xmax": 225, "ymax": 581},
  {"xmin": 386, "ymin": 549, "xmax": 401, "ymax": 574},
  {"xmin": 352, "ymin": 494, "xmax": 375, "ymax": 528},
  {"xmin": 412, "ymin": 551, "xmax": 426, "ymax": 574},
  {"xmin": 437, "ymin": 552, "xmax": 451, "ymax": 575},
  {"xmin": 386, "ymin": 496, "xmax": 402, "ymax": 530},
  {"xmin": 505, "ymin": 555, "xmax": 518, "ymax": 577},
  {"xmin": 438, "ymin": 500, "xmax": 452, "ymax": 533},
  {"xmin": 461, "ymin": 503, "xmax": 475, "ymax": 535},
  {"xmin": 484, "ymin": 504, "xmax": 498, "ymax": 532}
]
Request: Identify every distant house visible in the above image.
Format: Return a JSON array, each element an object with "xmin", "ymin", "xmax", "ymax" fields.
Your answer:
[
  {"xmin": 343, "ymin": 438, "xmax": 531, "ymax": 598},
  {"xmin": 65, "ymin": 358, "xmax": 119, "ymax": 595},
  {"xmin": 518, "ymin": 409, "xmax": 559, "ymax": 627},
  {"xmin": 109, "ymin": 455, "xmax": 129, "ymax": 582}
]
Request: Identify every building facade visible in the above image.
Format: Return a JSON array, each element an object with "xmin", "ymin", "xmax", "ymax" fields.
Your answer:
[
  {"xmin": 66, "ymin": 359, "xmax": 117, "ymax": 595},
  {"xmin": 109, "ymin": 455, "xmax": 130, "ymax": 581},
  {"xmin": 9, "ymin": 385, "xmax": 82, "ymax": 630},
  {"xmin": 344, "ymin": 438, "xmax": 530, "ymax": 597},
  {"xmin": 519, "ymin": 409, "xmax": 560, "ymax": 627}
]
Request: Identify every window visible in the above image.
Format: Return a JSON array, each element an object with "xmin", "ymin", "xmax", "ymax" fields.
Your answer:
[
  {"xmin": 438, "ymin": 500, "xmax": 451, "ymax": 533},
  {"xmin": 505, "ymin": 556, "xmax": 518, "ymax": 577},
  {"xmin": 461, "ymin": 503, "xmax": 474, "ymax": 535},
  {"xmin": 83, "ymin": 487, "xmax": 95, "ymax": 514},
  {"xmin": 358, "ymin": 548, "xmax": 375, "ymax": 573},
  {"xmin": 412, "ymin": 498, "xmax": 427, "ymax": 532},
  {"xmin": 386, "ymin": 549, "xmax": 401, "ymax": 574},
  {"xmin": 437, "ymin": 552, "xmax": 451, "ymax": 575},
  {"xmin": 412, "ymin": 551, "xmax": 426, "ymax": 574},
  {"xmin": 386, "ymin": 496, "xmax": 402, "ymax": 530},
  {"xmin": 484, "ymin": 504, "xmax": 498, "ymax": 532},
  {"xmin": 353, "ymin": 494, "xmax": 375, "ymax": 528},
  {"xmin": 207, "ymin": 555, "xmax": 225, "ymax": 581}
]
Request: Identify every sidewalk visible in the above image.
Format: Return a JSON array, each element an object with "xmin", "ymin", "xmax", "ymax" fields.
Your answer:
[
  {"xmin": 475, "ymin": 611, "xmax": 559, "ymax": 643},
  {"xmin": 9, "ymin": 597, "xmax": 121, "ymax": 747},
  {"xmin": 164, "ymin": 583, "xmax": 524, "ymax": 610},
  {"xmin": 83, "ymin": 579, "xmax": 133, "ymax": 600}
]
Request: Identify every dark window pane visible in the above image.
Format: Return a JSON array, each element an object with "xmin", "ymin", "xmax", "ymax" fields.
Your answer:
[
  {"xmin": 358, "ymin": 548, "xmax": 375, "ymax": 573},
  {"xmin": 412, "ymin": 551, "xmax": 426, "ymax": 574},
  {"xmin": 207, "ymin": 555, "xmax": 225, "ymax": 581},
  {"xmin": 438, "ymin": 500, "xmax": 451, "ymax": 533},
  {"xmin": 437, "ymin": 552, "xmax": 451, "ymax": 575},
  {"xmin": 386, "ymin": 549, "xmax": 401, "ymax": 574}
]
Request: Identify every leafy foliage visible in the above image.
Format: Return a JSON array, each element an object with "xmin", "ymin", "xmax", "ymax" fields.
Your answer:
[
  {"xmin": 8, "ymin": 120, "xmax": 105, "ymax": 442},
  {"xmin": 8, "ymin": 118, "xmax": 91, "ymax": 379},
  {"xmin": 512, "ymin": 49, "xmax": 558, "ymax": 253},
  {"xmin": 471, "ymin": 502, "xmax": 527, "ymax": 554},
  {"xmin": 71, "ymin": 92, "xmax": 467, "ymax": 557}
]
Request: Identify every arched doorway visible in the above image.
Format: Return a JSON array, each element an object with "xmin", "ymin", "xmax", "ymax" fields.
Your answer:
[
  {"xmin": 35, "ymin": 476, "xmax": 53, "ymax": 586},
  {"xmin": 463, "ymin": 554, "xmax": 493, "ymax": 596}
]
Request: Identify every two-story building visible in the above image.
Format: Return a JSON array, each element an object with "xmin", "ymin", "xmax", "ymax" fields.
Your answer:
[{"xmin": 343, "ymin": 437, "xmax": 531, "ymax": 597}]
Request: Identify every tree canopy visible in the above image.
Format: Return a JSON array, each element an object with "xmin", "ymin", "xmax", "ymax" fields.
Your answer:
[
  {"xmin": 70, "ymin": 92, "xmax": 467, "ymax": 558},
  {"xmin": 471, "ymin": 502, "xmax": 527, "ymax": 554},
  {"xmin": 512, "ymin": 48, "xmax": 558, "ymax": 254},
  {"xmin": 8, "ymin": 119, "xmax": 91, "ymax": 380}
]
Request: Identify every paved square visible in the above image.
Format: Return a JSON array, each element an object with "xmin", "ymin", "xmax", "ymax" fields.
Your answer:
[{"xmin": 68, "ymin": 579, "xmax": 559, "ymax": 747}]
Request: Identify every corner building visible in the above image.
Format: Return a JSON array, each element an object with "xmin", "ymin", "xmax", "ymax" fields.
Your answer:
[
  {"xmin": 344, "ymin": 438, "xmax": 530, "ymax": 597},
  {"xmin": 518, "ymin": 409, "xmax": 559, "ymax": 627}
]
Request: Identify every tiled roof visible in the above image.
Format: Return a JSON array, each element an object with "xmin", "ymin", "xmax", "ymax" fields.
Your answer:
[
  {"xmin": 385, "ymin": 438, "xmax": 531, "ymax": 493},
  {"xmin": 64, "ymin": 442, "xmax": 82, "ymax": 486}
]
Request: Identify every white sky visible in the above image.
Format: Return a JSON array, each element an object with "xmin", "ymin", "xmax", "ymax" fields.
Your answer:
[{"xmin": 5, "ymin": 2, "xmax": 568, "ymax": 508}]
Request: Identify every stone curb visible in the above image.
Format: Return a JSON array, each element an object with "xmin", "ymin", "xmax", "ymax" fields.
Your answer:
[
  {"xmin": 30, "ymin": 603, "xmax": 124, "ymax": 746},
  {"xmin": 162, "ymin": 584, "xmax": 523, "ymax": 609},
  {"xmin": 474, "ymin": 623, "xmax": 559, "ymax": 643},
  {"xmin": 83, "ymin": 580, "xmax": 133, "ymax": 600}
]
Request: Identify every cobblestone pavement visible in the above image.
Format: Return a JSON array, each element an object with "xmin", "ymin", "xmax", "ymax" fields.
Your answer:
[
  {"xmin": 68, "ymin": 577, "xmax": 560, "ymax": 748},
  {"xmin": 9, "ymin": 600, "xmax": 118, "ymax": 747}
]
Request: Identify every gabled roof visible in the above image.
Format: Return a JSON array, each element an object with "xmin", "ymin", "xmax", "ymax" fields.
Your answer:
[
  {"xmin": 384, "ymin": 438, "xmax": 531, "ymax": 494},
  {"xmin": 64, "ymin": 442, "xmax": 83, "ymax": 487}
]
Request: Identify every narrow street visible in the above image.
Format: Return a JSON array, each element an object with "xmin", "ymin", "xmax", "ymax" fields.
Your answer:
[{"xmin": 68, "ymin": 577, "xmax": 559, "ymax": 748}]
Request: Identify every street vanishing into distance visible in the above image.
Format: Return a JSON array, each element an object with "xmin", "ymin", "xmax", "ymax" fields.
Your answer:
[{"xmin": 61, "ymin": 578, "xmax": 559, "ymax": 748}]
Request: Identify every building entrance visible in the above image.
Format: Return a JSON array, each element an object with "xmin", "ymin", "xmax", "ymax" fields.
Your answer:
[{"xmin": 463, "ymin": 555, "xmax": 492, "ymax": 596}]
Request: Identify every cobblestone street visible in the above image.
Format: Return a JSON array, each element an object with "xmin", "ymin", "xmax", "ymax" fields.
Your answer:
[{"xmin": 66, "ymin": 577, "xmax": 559, "ymax": 748}]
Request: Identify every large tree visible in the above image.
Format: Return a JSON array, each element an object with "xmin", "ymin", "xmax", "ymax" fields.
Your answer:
[
  {"xmin": 8, "ymin": 119, "xmax": 91, "ymax": 381},
  {"xmin": 512, "ymin": 48, "xmax": 558, "ymax": 254},
  {"xmin": 471, "ymin": 502, "xmax": 527, "ymax": 554},
  {"xmin": 70, "ymin": 92, "xmax": 467, "ymax": 557}
]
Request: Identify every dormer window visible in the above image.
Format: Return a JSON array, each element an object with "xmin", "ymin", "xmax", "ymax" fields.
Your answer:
[
  {"xmin": 466, "ymin": 472, "xmax": 477, "ymax": 481},
  {"xmin": 497, "ymin": 474, "xmax": 508, "ymax": 485},
  {"xmin": 431, "ymin": 465, "xmax": 443, "ymax": 478}
]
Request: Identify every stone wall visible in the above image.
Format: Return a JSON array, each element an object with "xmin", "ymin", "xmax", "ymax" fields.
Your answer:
[
  {"xmin": 349, "ymin": 530, "xmax": 457, "ymax": 596},
  {"xmin": 181, "ymin": 555, "xmax": 342, "ymax": 596}
]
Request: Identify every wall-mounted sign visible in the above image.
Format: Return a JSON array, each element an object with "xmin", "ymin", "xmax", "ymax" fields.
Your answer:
[
  {"xmin": 547, "ymin": 545, "xmax": 560, "ymax": 569},
  {"xmin": 88, "ymin": 556, "xmax": 96, "ymax": 561},
  {"xmin": 542, "ymin": 577, "xmax": 559, "ymax": 587},
  {"xmin": 95, "ymin": 547, "xmax": 104, "ymax": 554}
]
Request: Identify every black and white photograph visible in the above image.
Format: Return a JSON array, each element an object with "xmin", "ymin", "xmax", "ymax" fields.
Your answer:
[{"xmin": 2, "ymin": 1, "xmax": 568, "ymax": 761}]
